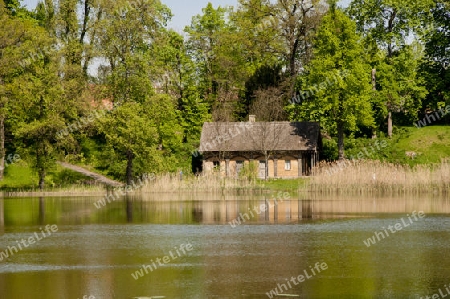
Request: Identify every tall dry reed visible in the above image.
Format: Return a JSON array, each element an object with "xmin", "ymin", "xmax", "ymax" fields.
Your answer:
[
  {"xmin": 141, "ymin": 173, "xmax": 264, "ymax": 194},
  {"xmin": 310, "ymin": 160, "xmax": 450, "ymax": 195}
]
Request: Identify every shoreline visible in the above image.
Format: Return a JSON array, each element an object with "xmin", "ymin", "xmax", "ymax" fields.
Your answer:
[
  {"xmin": 1, "ymin": 160, "xmax": 448, "ymax": 198},
  {"xmin": 1, "ymin": 185, "xmax": 448, "ymax": 198}
]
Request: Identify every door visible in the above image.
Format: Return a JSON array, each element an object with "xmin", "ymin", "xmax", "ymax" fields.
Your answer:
[
  {"xmin": 236, "ymin": 161, "xmax": 243, "ymax": 177},
  {"xmin": 258, "ymin": 160, "xmax": 266, "ymax": 179}
]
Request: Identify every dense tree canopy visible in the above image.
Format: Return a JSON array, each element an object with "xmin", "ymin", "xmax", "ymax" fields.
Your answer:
[{"xmin": 0, "ymin": 0, "xmax": 447, "ymax": 186}]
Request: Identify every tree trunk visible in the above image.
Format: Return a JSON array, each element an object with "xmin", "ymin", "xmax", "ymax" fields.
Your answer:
[
  {"xmin": 80, "ymin": 0, "xmax": 90, "ymax": 45},
  {"xmin": 337, "ymin": 122, "xmax": 345, "ymax": 160},
  {"xmin": 0, "ymin": 115, "xmax": 4, "ymax": 180},
  {"xmin": 265, "ymin": 153, "xmax": 269, "ymax": 180},
  {"xmin": 372, "ymin": 68, "xmax": 376, "ymax": 90},
  {"xmin": 388, "ymin": 111, "xmax": 393, "ymax": 138},
  {"xmin": 126, "ymin": 149, "xmax": 134, "ymax": 185},
  {"xmin": 36, "ymin": 144, "xmax": 46, "ymax": 190},
  {"xmin": 38, "ymin": 169, "xmax": 45, "ymax": 191},
  {"xmin": 371, "ymin": 69, "xmax": 377, "ymax": 139}
]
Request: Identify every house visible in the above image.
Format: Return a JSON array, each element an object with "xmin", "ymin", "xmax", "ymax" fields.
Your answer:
[{"xmin": 198, "ymin": 116, "xmax": 322, "ymax": 178}]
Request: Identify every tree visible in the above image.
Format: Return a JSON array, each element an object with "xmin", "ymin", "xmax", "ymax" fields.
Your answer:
[
  {"xmin": 231, "ymin": 0, "xmax": 327, "ymax": 117},
  {"xmin": 185, "ymin": 3, "xmax": 229, "ymax": 101},
  {"xmin": 249, "ymin": 90, "xmax": 289, "ymax": 179},
  {"xmin": 0, "ymin": 2, "xmax": 60, "ymax": 184},
  {"xmin": 151, "ymin": 29, "xmax": 212, "ymax": 171},
  {"xmin": 250, "ymin": 86, "xmax": 287, "ymax": 122},
  {"xmin": 96, "ymin": 0, "xmax": 169, "ymax": 104},
  {"xmin": 271, "ymin": 0, "xmax": 326, "ymax": 87},
  {"xmin": 347, "ymin": 0, "xmax": 433, "ymax": 136},
  {"xmin": 421, "ymin": 1, "xmax": 450, "ymax": 114},
  {"xmin": 96, "ymin": 102, "xmax": 159, "ymax": 184},
  {"xmin": 348, "ymin": 0, "xmax": 433, "ymax": 58},
  {"xmin": 374, "ymin": 45, "xmax": 427, "ymax": 131},
  {"xmin": 289, "ymin": 3, "xmax": 374, "ymax": 160},
  {"xmin": 92, "ymin": 0, "xmax": 175, "ymax": 181},
  {"xmin": 0, "ymin": 3, "xmax": 23, "ymax": 180},
  {"xmin": 10, "ymin": 36, "xmax": 69, "ymax": 190}
]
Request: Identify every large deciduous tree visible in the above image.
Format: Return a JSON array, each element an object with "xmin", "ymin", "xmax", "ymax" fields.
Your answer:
[
  {"xmin": 348, "ymin": 0, "xmax": 433, "ymax": 137},
  {"xmin": 0, "ymin": 1, "xmax": 65, "ymax": 186},
  {"xmin": 289, "ymin": 3, "xmax": 374, "ymax": 160},
  {"xmin": 93, "ymin": 0, "xmax": 173, "ymax": 182},
  {"xmin": 421, "ymin": 1, "xmax": 450, "ymax": 114},
  {"xmin": 185, "ymin": 2, "xmax": 249, "ymax": 122},
  {"xmin": 10, "ymin": 34, "xmax": 69, "ymax": 190},
  {"xmin": 96, "ymin": 102, "xmax": 159, "ymax": 184}
]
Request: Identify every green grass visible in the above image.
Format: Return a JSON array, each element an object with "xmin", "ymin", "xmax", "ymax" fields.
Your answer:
[
  {"xmin": 387, "ymin": 126, "xmax": 450, "ymax": 165},
  {"xmin": 0, "ymin": 162, "xmax": 37, "ymax": 189},
  {"xmin": 0, "ymin": 161, "xmax": 98, "ymax": 191},
  {"xmin": 257, "ymin": 178, "xmax": 310, "ymax": 192}
]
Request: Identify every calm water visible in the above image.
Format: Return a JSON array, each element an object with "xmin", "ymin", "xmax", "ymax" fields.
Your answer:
[{"xmin": 0, "ymin": 194, "xmax": 450, "ymax": 299}]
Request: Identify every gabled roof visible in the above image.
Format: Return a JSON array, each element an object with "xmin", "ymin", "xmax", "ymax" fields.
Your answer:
[{"xmin": 199, "ymin": 122, "xmax": 320, "ymax": 152}]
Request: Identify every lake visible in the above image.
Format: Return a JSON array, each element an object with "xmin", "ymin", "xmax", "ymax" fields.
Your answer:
[{"xmin": 0, "ymin": 193, "xmax": 449, "ymax": 299}]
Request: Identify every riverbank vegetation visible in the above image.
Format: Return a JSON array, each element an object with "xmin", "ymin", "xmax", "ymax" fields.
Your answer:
[
  {"xmin": 1, "ymin": 125, "xmax": 449, "ymax": 195},
  {"xmin": 0, "ymin": 0, "xmax": 449, "ymax": 191},
  {"xmin": 311, "ymin": 160, "xmax": 450, "ymax": 195},
  {"xmin": 2, "ymin": 160, "xmax": 449, "ymax": 196}
]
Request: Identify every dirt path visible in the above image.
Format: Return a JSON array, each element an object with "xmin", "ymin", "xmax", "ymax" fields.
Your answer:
[{"xmin": 57, "ymin": 162, "xmax": 124, "ymax": 187}]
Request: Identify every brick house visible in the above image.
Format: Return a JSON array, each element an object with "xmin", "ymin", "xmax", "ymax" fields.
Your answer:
[{"xmin": 199, "ymin": 116, "xmax": 322, "ymax": 178}]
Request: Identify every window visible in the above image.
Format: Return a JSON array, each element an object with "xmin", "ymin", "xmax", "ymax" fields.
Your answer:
[
  {"xmin": 213, "ymin": 161, "xmax": 220, "ymax": 169},
  {"xmin": 236, "ymin": 161, "xmax": 244, "ymax": 175},
  {"xmin": 285, "ymin": 160, "xmax": 291, "ymax": 171}
]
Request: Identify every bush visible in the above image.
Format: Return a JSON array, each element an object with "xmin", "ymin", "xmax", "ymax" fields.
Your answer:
[
  {"xmin": 321, "ymin": 138, "xmax": 339, "ymax": 161},
  {"xmin": 239, "ymin": 161, "xmax": 258, "ymax": 181}
]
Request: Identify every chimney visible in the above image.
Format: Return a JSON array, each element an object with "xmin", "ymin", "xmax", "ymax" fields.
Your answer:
[{"xmin": 249, "ymin": 115, "xmax": 256, "ymax": 123}]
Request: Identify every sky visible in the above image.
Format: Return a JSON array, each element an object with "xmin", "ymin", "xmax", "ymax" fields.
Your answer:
[{"xmin": 21, "ymin": 0, "xmax": 351, "ymax": 33}]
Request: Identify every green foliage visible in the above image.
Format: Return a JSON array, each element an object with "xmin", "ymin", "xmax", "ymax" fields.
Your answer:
[
  {"xmin": 421, "ymin": 1, "xmax": 450, "ymax": 112},
  {"xmin": 372, "ymin": 44, "xmax": 428, "ymax": 125},
  {"xmin": 344, "ymin": 136, "xmax": 390, "ymax": 160},
  {"xmin": 45, "ymin": 168, "xmax": 91, "ymax": 188},
  {"xmin": 239, "ymin": 161, "xmax": 258, "ymax": 181},
  {"xmin": 96, "ymin": 102, "xmax": 159, "ymax": 180},
  {"xmin": 348, "ymin": 0, "xmax": 432, "ymax": 135},
  {"xmin": 0, "ymin": 0, "xmax": 449, "ymax": 190},
  {"xmin": 348, "ymin": 0, "xmax": 434, "ymax": 56},
  {"xmin": 5, "ymin": 21, "xmax": 72, "ymax": 189},
  {"xmin": 321, "ymin": 138, "xmax": 339, "ymax": 161},
  {"xmin": 185, "ymin": 3, "xmax": 231, "ymax": 100},
  {"xmin": 289, "ymin": 6, "xmax": 374, "ymax": 158}
]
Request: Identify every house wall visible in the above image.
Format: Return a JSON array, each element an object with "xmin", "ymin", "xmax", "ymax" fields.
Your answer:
[
  {"xmin": 276, "ymin": 156, "xmax": 299, "ymax": 178},
  {"xmin": 203, "ymin": 154, "xmax": 305, "ymax": 178}
]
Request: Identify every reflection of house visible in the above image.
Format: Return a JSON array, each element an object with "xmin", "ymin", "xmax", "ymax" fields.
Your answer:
[{"xmin": 199, "ymin": 116, "xmax": 321, "ymax": 178}]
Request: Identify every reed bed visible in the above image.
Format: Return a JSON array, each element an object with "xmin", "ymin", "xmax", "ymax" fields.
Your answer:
[
  {"xmin": 310, "ymin": 160, "xmax": 450, "ymax": 195},
  {"xmin": 141, "ymin": 173, "xmax": 265, "ymax": 194},
  {"xmin": 1, "ymin": 184, "xmax": 107, "ymax": 197}
]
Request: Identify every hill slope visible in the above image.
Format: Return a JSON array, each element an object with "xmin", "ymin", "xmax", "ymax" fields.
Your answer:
[{"xmin": 388, "ymin": 126, "xmax": 450, "ymax": 165}]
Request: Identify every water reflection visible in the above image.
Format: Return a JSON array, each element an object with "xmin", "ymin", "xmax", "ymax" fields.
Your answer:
[
  {"xmin": 2, "ymin": 193, "xmax": 450, "ymax": 226},
  {"xmin": 0, "ymin": 194, "xmax": 450, "ymax": 298},
  {"xmin": 302, "ymin": 199, "xmax": 313, "ymax": 219},
  {"xmin": 39, "ymin": 197, "xmax": 45, "ymax": 225},
  {"xmin": 126, "ymin": 196, "xmax": 133, "ymax": 223},
  {"xmin": 0, "ymin": 198, "xmax": 3, "ymax": 235}
]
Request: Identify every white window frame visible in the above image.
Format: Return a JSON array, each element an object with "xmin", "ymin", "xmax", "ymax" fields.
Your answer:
[{"xmin": 285, "ymin": 160, "xmax": 291, "ymax": 171}]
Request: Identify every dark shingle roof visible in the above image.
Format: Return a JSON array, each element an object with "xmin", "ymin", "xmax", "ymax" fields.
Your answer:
[{"xmin": 199, "ymin": 122, "xmax": 320, "ymax": 152}]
